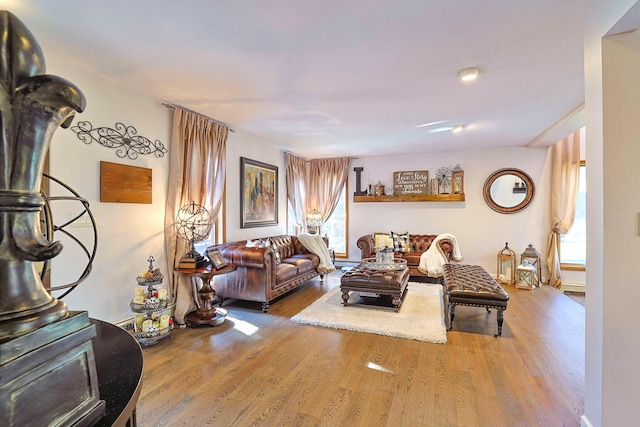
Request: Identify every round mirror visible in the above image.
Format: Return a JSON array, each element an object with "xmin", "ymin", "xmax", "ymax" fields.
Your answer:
[{"xmin": 483, "ymin": 168, "xmax": 535, "ymax": 214}]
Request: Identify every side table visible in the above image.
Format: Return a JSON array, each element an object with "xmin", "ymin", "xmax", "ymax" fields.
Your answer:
[
  {"xmin": 327, "ymin": 247, "xmax": 336, "ymax": 264},
  {"xmin": 175, "ymin": 263, "xmax": 237, "ymax": 328}
]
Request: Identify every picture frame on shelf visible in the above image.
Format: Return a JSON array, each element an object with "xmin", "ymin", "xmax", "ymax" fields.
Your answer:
[
  {"xmin": 240, "ymin": 157, "xmax": 278, "ymax": 228},
  {"xmin": 206, "ymin": 247, "xmax": 227, "ymax": 269}
]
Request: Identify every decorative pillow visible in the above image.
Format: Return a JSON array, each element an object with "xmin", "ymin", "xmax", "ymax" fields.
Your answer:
[
  {"xmin": 266, "ymin": 239, "xmax": 281, "ymax": 264},
  {"xmin": 390, "ymin": 231, "xmax": 410, "ymax": 253},
  {"xmin": 246, "ymin": 239, "xmax": 263, "ymax": 248},
  {"xmin": 373, "ymin": 232, "xmax": 393, "ymax": 249}
]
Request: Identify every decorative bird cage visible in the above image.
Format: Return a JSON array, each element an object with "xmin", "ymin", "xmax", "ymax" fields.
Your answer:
[
  {"xmin": 520, "ymin": 243, "xmax": 542, "ymax": 287},
  {"xmin": 451, "ymin": 164, "xmax": 465, "ymax": 194},
  {"xmin": 516, "ymin": 260, "xmax": 537, "ymax": 290},
  {"xmin": 497, "ymin": 242, "xmax": 516, "ymax": 286}
]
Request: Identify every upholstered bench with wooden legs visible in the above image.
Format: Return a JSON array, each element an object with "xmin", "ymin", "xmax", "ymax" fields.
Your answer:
[
  {"xmin": 442, "ymin": 263, "xmax": 510, "ymax": 337},
  {"xmin": 340, "ymin": 265, "xmax": 410, "ymax": 312}
]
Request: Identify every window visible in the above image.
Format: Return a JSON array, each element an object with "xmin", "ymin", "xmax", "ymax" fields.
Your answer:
[
  {"xmin": 194, "ymin": 195, "xmax": 226, "ymax": 254},
  {"xmin": 286, "ymin": 184, "xmax": 348, "ymax": 257},
  {"xmin": 320, "ymin": 185, "xmax": 347, "ymax": 257},
  {"xmin": 560, "ymin": 162, "xmax": 586, "ymax": 269},
  {"xmin": 286, "ymin": 202, "xmax": 301, "ymax": 235}
]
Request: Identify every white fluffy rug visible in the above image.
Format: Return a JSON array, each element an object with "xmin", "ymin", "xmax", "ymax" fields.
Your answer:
[{"xmin": 291, "ymin": 282, "xmax": 447, "ymax": 343}]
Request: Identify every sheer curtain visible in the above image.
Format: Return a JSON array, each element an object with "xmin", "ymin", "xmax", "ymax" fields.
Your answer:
[
  {"xmin": 285, "ymin": 153, "xmax": 352, "ymax": 229},
  {"xmin": 546, "ymin": 129, "xmax": 582, "ymax": 288},
  {"xmin": 164, "ymin": 108, "xmax": 228, "ymax": 324},
  {"xmin": 285, "ymin": 152, "xmax": 309, "ymax": 228},
  {"xmin": 308, "ymin": 157, "xmax": 352, "ymax": 223}
]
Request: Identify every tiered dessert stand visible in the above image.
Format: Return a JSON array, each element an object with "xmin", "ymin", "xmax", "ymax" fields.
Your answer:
[{"xmin": 127, "ymin": 256, "xmax": 174, "ymax": 347}]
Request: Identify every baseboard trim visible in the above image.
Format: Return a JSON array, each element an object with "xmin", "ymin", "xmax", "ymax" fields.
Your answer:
[
  {"xmin": 561, "ymin": 282, "xmax": 586, "ymax": 293},
  {"xmin": 113, "ymin": 316, "xmax": 134, "ymax": 328},
  {"xmin": 581, "ymin": 414, "xmax": 594, "ymax": 427}
]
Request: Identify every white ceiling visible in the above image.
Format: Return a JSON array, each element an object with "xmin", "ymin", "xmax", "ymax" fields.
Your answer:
[{"xmin": 8, "ymin": 0, "xmax": 585, "ymax": 158}]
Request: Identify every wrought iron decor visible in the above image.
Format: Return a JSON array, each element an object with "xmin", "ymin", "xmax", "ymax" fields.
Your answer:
[{"xmin": 70, "ymin": 120, "xmax": 168, "ymax": 159}]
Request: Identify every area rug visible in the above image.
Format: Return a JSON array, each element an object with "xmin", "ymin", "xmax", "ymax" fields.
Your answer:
[{"xmin": 291, "ymin": 282, "xmax": 447, "ymax": 343}]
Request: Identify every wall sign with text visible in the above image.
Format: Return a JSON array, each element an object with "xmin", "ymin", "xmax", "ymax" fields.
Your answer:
[{"xmin": 393, "ymin": 170, "xmax": 429, "ymax": 195}]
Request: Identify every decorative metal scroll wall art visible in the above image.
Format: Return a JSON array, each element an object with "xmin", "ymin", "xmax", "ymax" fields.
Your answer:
[{"xmin": 70, "ymin": 120, "xmax": 168, "ymax": 159}]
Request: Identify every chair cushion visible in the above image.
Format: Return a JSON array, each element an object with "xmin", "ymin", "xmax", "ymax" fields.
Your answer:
[
  {"xmin": 275, "ymin": 263, "xmax": 297, "ymax": 282},
  {"xmin": 281, "ymin": 257, "xmax": 314, "ymax": 274},
  {"xmin": 403, "ymin": 252, "xmax": 422, "ymax": 266}
]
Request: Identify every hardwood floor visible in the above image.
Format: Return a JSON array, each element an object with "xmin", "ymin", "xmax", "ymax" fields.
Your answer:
[{"xmin": 137, "ymin": 271, "xmax": 584, "ymax": 426}]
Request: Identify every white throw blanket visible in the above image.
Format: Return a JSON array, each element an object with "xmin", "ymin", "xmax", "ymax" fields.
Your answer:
[
  {"xmin": 297, "ymin": 233, "xmax": 336, "ymax": 274},
  {"xmin": 418, "ymin": 233, "xmax": 463, "ymax": 277}
]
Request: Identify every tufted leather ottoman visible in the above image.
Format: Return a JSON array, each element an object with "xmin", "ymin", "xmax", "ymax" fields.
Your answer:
[
  {"xmin": 340, "ymin": 265, "xmax": 410, "ymax": 312},
  {"xmin": 443, "ymin": 263, "xmax": 510, "ymax": 337}
]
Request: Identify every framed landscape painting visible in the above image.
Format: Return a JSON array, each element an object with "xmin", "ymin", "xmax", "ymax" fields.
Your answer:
[{"xmin": 240, "ymin": 157, "xmax": 278, "ymax": 228}]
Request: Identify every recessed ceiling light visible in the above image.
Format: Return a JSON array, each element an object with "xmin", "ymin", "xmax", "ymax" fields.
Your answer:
[
  {"xmin": 458, "ymin": 67, "xmax": 480, "ymax": 82},
  {"xmin": 425, "ymin": 125, "xmax": 465, "ymax": 134},
  {"xmin": 415, "ymin": 120, "xmax": 446, "ymax": 128},
  {"xmin": 426, "ymin": 126, "xmax": 454, "ymax": 134}
]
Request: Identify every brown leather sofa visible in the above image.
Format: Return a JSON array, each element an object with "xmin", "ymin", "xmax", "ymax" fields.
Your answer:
[
  {"xmin": 357, "ymin": 233, "xmax": 454, "ymax": 279},
  {"xmin": 209, "ymin": 235, "xmax": 325, "ymax": 312}
]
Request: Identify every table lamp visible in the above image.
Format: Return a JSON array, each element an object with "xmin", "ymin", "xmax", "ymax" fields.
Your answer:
[{"xmin": 175, "ymin": 201, "xmax": 212, "ymax": 269}]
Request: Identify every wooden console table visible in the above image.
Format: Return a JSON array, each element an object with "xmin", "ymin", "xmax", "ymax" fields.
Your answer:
[{"xmin": 175, "ymin": 264, "xmax": 237, "ymax": 328}]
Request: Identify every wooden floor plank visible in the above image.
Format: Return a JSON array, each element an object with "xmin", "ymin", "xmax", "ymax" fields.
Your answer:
[{"xmin": 136, "ymin": 271, "xmax": 584, "ymax": 426}]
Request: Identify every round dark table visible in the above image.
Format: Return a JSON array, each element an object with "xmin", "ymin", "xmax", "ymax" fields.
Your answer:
[{"xmin": 91, "ymin": 318, "xmax": 143, "ymax": 426}]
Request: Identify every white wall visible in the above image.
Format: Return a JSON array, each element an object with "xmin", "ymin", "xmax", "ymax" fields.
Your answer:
[
  {"xmin": 43, "ymin": 61, "xmax": 286, "ymax": 324},
  {"xmin": 224, "ymin": 130, "xmax": 287, "ymax": 243},
  {"xmin": 45, "ymin": 60, "xmax": 172, "ymax": 323},
  {"xmin": 585, "ymin": 1, "xmax": 640, "ymax": 426},
  {"xmin": 348, "ymin": 146, "xmax": 552, "ymax": 279},
  {"xmin": 602, "ymin": 24, "xmax": 640, "ymax": 425}
]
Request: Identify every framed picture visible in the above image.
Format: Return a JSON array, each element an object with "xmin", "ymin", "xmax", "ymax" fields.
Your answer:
[
  {"xmin": 240, "ymin": 157, "xmax": 278, "ymax": 228},
  {"xmin": 206, "ymin": 247, "xmax": 227, "ymax": 269}
]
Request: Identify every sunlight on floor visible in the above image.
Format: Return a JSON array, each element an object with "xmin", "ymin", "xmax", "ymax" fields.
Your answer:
[
  {"xmin": 227, "ymin": 316, "xmax": 259, "ymax": 336},
  {"xmin": 367, "ymin": 362, "xmax": 394, "ymax": 374}
]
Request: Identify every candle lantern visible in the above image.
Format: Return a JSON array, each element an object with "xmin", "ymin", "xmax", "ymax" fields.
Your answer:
[
  {"xmin": 520, "ymin": 243, "xmax": 542, "ymax": 287},
  {"xmin": 516, "ymin": 260, "xmax": 536, "ymax": 290},
  {"xmin": 497, "ymin": 242, "xmax": 516, "ymax": 286},
  {"xmin": 451, "ymin": 164, "xmax": 464, "ymax": 194}
]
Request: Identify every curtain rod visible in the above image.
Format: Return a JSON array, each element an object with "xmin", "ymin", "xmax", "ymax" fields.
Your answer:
[
  {"xmin": 162, "ymin": 102, "xmax": 236, "ymax": 133},
  {"xmin": 283, "ymin": 150, "xmax": 359, "ymax": 161}
]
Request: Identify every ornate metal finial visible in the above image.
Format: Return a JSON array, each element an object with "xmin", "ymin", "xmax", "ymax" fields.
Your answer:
[
  {"xmin": 148, "ymin": 255, "xmax": 156, "ymax": 271},
  {"xmin": 0, "ymin": 11, "xmax": 86, "ymax": 340}
]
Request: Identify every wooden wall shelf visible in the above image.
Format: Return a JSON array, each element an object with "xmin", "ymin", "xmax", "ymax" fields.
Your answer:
[{"xmin": 353, "ymin": 194, "xmax": 465, "ymax": 203}]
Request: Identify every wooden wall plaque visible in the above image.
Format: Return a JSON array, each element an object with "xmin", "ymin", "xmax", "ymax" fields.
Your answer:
[
  {"xmin": 393, "ymin": 170, "xmax": 429, "ymax": 196},
  {"xmin": 100, "ymin": 161, "xmax": 152, "ymax": 204}
]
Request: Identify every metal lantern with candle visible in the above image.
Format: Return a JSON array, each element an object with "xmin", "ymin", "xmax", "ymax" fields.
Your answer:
[
  {"xmin": 520, "ymin": 243, "xmax": 542, "ymax": 287},
  {"xmin": 516, "ymin": 259, "xmax": 536, "ymax": 290},
  {"xmin": 497, "ymin": 242, "xmax": 516, "ymax": 286},
  {"xmin": 451, "ymin": 164, "xmax": 464, "ymax": 194}
]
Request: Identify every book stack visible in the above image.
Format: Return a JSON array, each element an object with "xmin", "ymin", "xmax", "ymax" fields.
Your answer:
[
  {"xmin": 178, "ymin": 255, "xmax": 209, "ymax": 269},
  {"xmin": 178, "ymin": 257, "xmax": 197, "ymax": 269}
]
